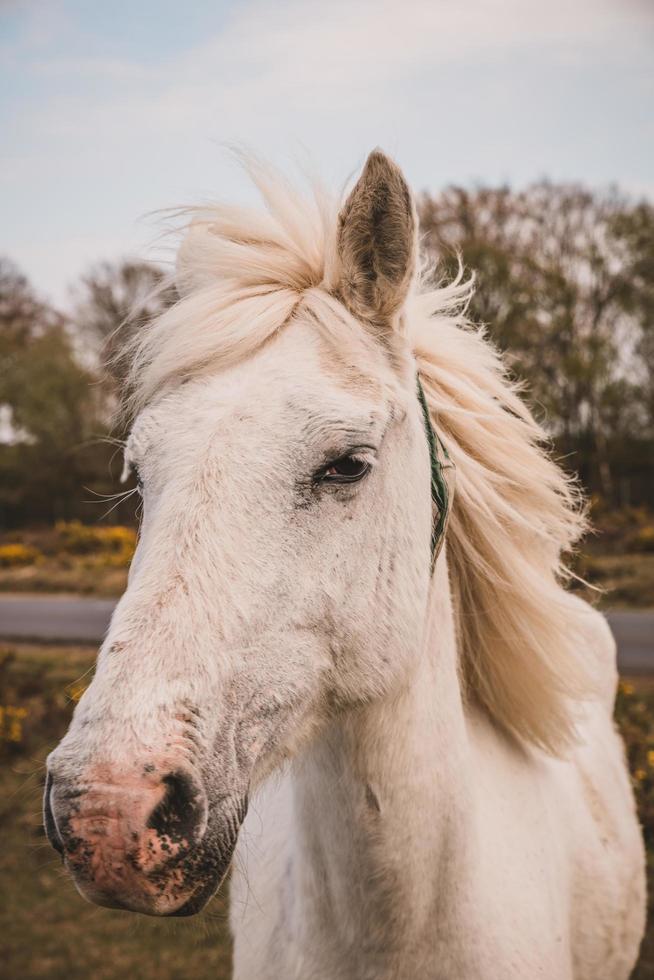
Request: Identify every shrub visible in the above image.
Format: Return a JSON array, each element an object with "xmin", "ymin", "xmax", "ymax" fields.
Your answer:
[
  {"xmin": 0, "ymin": 704, "xmax": 28, "ymax": 743},
  {"xmin": 0, "ymin": 645, "xmax": 92, "ymax": 759},
  {"xmin": 633, "ymin": 526, "xmax": 654, "ymax": 553},
  {"xmin": 0, "ymin": 543, "xmax": 42, "ymax": 567},
  {"xmin": 590, "ymin": 504, "xmax": 654, "ymax": 554},
  {"xmin": 55, "ymin": 521, "xmax": 136, "ymax": 566}
]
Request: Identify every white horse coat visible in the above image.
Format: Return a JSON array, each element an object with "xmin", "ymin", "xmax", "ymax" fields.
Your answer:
[
  {"xmin": 232, "ymin": 566, "xmax": 644, "ymax": 979},
  {"xmin": 45, "ymin": 151, "xmax": 645, "ymax": 979}
]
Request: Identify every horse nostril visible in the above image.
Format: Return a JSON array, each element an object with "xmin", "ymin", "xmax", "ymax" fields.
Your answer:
[
  {"xmin": 43, "ymin": 772, "xmax": 64, "ymax": 855},
  {"xmin": 146, "ymin": 770, "xmax": 208, "ymax": 847}
]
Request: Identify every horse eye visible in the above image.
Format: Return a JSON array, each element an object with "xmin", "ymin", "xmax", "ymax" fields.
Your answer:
[{"xmin": 319, "ymin": 454, "xmax": 371, "ymax": 484}]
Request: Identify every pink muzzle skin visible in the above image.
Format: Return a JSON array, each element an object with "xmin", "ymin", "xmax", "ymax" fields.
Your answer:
[{"xmin": 44, "ymin": 762, "xmax": 213, "ymax": 916}]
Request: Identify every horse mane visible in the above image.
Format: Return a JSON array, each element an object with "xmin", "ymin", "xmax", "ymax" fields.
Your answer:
[
  {"xmin": 123, "ymin": 158, "xmax": 594, "ymax": 755},
  {"xmin": 409, "ymin": 291, "xmax": 592, "ymax": 754}
]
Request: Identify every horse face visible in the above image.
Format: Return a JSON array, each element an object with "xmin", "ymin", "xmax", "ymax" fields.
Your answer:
[
  {"xmin": 45, "ymin": 149, "xmax": 431, "ymax": 915},
  {"xmin": 44, "ymin": 321, "xmax": 432, "ymax": 916}
]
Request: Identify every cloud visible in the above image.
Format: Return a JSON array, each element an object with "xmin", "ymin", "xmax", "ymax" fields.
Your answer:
[
  {"xmin": 21, "ymin": 0, "xmax": 654, "ymax": 87},
  {"xmin": 1, "ymin": 0, "xmax": 653, "ymax": 304},
  {"xmin": 8, "ymin": 0, "xmax": 651, "ymax": 178}
]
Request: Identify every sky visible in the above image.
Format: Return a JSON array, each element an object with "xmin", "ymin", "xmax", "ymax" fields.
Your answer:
[{"xmin": 1, "ymin": 0, "xmax": 653, "ymax": 307}]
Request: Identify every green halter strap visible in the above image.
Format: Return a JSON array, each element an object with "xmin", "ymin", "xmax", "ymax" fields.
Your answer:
[{"xmin": 416, "ymin": 375, "xmax": 455, "ymax": 569}]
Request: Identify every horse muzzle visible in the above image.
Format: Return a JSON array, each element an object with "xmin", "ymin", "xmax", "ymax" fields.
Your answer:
[{"xmin": 43, "ymin": 760, "xmax": 246, "ymax": 916}]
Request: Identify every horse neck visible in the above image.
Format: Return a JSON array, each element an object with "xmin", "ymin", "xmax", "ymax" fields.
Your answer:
[{"xmin": 290, "ymin": 551, "xmax": 472, "ymax": 960}]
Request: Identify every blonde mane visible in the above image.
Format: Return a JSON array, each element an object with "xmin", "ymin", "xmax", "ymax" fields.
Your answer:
[{"xmin": 125, "ymin": 161, "xmax": 594, "ymax": 755}]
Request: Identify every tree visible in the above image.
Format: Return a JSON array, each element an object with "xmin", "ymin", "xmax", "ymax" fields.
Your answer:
[
  {"xmin": 0, "ymin": 260, "xmax": 118, "ymax": 525},
  {"xmin": 419, "ymin": 184, "xmax": 654, "ymax": 505},
  {"xmin": 73, "ymin": 260, "xmax": 176, "ymax": 385}
]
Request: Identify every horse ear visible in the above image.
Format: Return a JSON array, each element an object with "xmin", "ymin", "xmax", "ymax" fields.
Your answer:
[{"xmin": 337, "ymin": 149, "xmax": 417, "ymax": 330}]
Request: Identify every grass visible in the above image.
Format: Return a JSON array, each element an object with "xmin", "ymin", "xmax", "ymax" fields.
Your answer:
[
  {"xmin": 0, "ymin": 644, "xmax": 231, "ymax": 980},
  {"xmin": 572, "ymin": 503, "xmax": 654, "ymax": 610},
  {"xmin": 574, "ymin": 552, "xmax": 654, "ymax": 610},
  {"xmin": 0, "ymin": 560, "xmax": 127, "ymax": 597},
  {"xmin": 0, "ymin": 642, "xmax": 653, "ymax": 978},
  {"xmin": 2, "ymin": 519, "xmax": 654, "ymax": 607},
  {"xmin": 0, "ymin": 524, "xmax": 133, "ymax": 598}
]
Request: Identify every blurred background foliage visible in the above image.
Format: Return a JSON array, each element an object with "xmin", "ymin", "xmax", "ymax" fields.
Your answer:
[
  {"xmin": 0, "ymin": 256, "xmax": 173, "ymax": 527},
  {"xmin": 421, "ymin": 181, "xmax": 654, "ymax": 508},
  {"xmin": 1, "ymin": 179, "xmax": 653, "ymax": 529}
]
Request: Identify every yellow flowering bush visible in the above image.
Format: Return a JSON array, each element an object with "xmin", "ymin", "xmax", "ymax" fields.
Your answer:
[
  {"xmin": 0, "ymin": 543, "xmax": 42, "ymax": 567},
  {"xmin": 0, "ymin": 705, "xmax": 28, "ymax": 743},
  {"xmin": 634, "ymin": 525, "xmax": 654, "ymax": 553},
  {"xmin": 55, "ymin": 521, "xmax": 136, "ymax": 567},
  {"xmin": 0, "ymin": 645, "xmax": 95, "ymax": 759}
]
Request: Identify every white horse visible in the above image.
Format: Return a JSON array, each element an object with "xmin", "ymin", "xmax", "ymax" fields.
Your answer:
[{"xmin": 45, "ymin": 151, "xmax": 645, "ymax": 979}]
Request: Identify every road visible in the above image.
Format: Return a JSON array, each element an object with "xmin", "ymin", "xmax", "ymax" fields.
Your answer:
[
  {"xmin": 0, "ymin": 594, "xmax": 116, "ymax": 645},
  {"xmin": 0, "ymin": 595, "xmax": 652, "ymax": 673},
  {"xmin": 605, "ymin": 609, "xmax": 653, "ymax": 674}
]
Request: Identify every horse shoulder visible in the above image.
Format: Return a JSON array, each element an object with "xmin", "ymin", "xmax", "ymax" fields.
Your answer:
[
  {"xmin": 555, "ymin": 596, "xmax": 645, "ymax": 979},
  {"xmin": 466, "ymin": 682, "xmax": 644, "ymax": 980},
  {"xmin": 567, "ymin": 594, "xmax": 618, "ymax": 712}
]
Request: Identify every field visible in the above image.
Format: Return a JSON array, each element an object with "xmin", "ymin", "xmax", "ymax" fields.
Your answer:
[
  {"xmin": 1, "ymin": 643, "xmax": 653, "ymax": 978},
  {"xmin": 0, "ymin": 644, "xmax": 232, "ymax": 980},
  {"xmin": 574, "ymin": 552, "xmax": 654, "ymax": 610},
  {"xmin": 2, "ymin": 506, "xmax": 654, "ymax": 607},
  {"xmin": 0, "ymin": 523, "xmax": 134, "ymax": 598}
]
